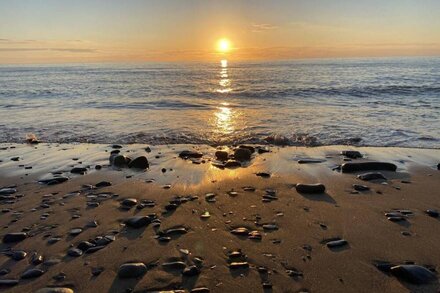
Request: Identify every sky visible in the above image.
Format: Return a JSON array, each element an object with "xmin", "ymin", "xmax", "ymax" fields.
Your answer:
[{"xmin": 1, "ymin": 0, "xmax": 440, "ymax": 63}]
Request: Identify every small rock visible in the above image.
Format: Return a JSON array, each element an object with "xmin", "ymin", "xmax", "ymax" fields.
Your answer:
[
  {"xmin": 391, "ymin": 265, "xmax": 437, "ymax": 284},
  {"xmin": 234, "ymin": 148, "xmax": 252, "ymax": 161},
  {"xmin": 353, "ymin": 184, "xmax": 370, "ymax": 191},
  {"xmin": 179, "ymin": 150, "xmax": 203, "ymax": 159},
  {"xmin": 357, "ymin": 172, "xmax": 387, "ymax": 181},
  {"xmin": 125, "ymin": 216, "xmax": 152, "ymax": 228},
  {"xmin": 0, "ymin": 188, "xmax": 17, "ymax": 195},
  {"xmin": 326, "ymin": 239, "xmax": 348, "ymax": 248},
  {"xmin": 295, "ymin": 183, "xmax": 325, "ymax": 194},
  {"xmin": 341, "ymin": 150, "xmax": 362, "ymax": 159},
  {"xmin": 341, "ymin": 162, "xmax": 397, "ymax": 173},
  {"xmin": 128, "ymin": 156, "xmax": 149, "ymax": 170},
  {"xmin": 95, "ymin": 181, "xmax": 112, "ymax": 188},
  {"xmin": 21, "ymin": 268, "xmax": 45, "ymax": 279},
  {"xmin": 215, "ymin": 150, "xmax": 229, "ymax": 161},
  {"xmin": 425, "ymin": 209, "xmax": 439, "ymax": 218},
  {"xmin": 67, "ymin": 248, "xmax": 83, "ymax": 257},
  {"xmin": 35, "ymin": 287, "xmax": 74, "ymax": 293},
  {"xmin": 229, "ymin": 262, "xmax": 249, "ymax": 269},
  {"xmin": 182, "ymin": 265, "xmax": 200, "ymax": 276},
  {"xmin": 70, "ymin": 167, "xmax": 87, "ymax": 174},
  {"xmin": 3, "ymin": 232, "xmax": 27, "ymax": 243},
  {"xmin": 0, "ymin": 279, "xmax": 19, "ymax": 287}
]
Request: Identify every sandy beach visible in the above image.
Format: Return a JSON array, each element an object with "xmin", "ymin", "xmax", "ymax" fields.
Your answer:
[{"xmin": 0, "ymin": 143, "xmax": 439, "ymax": 292}]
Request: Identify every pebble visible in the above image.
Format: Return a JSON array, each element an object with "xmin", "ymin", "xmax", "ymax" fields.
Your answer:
[
  {"xmin": 341, "ymin": 162, "xmax": 397, "ymax": 173},
  {"xmin": 341, "ymin": 150, "xmax": 363, "ymax": 159},
  {"xmin": 179, "ymin": 150, "xmax": 203, "ymax": 159},
  {"xmin": 297, "ymin": 158, "xmax": 324, "ymax": 164},
  {"xmin": 124, "ymin": 216, "xmax": 153, "ymax": 228},
  {"xmin": 0, "ymin": 279, "xmax": 19, "ymax": 287},
  {"xmin": 256, "ymin": 172, "xmax": 271, "ymax": 178},
  {"xmin": 70, "ymin": 167, "xmax": 87, "ymax": 174},
  {"xmin": 11, "ymin": 250, "xmax": 27, "ymax": 260},
  {"xmin": 121, "ymin": 198, "xmax": 138, "ymax": 208},
  {"xmin": 353, "ymin": 184, "xmax": 370, "ymax": 191},
  {"xmin": 21, "ymin": 268, "xmax": 45, "ymax": 279},
  {"xmin": 162, "ymin": 261, "xmax": 187, "ymax": 270},
  {"xmin": 3, "ymin": 232, "xmax": 27, "ymax": 243},
  {"xmin": 295, "ymin": 183, "xmax": 326, "ymax": 194},
  {"xmin": 425, "ymin": 209, "xmax": 439, "ymax": 218},
  {"xmin": 128, "ymin": 156, "xmax": 149, "ymax": 169},
  {"xmin": 229, "ymin": 262, "xmax": 249, "ymax": 269},
  {"xmin": 390, "ymin": 265, "xmax": 437, "ymax": 284},
  {"xmin": 0, "ymin": 188, "xmax": 17, "ymax": 195},
  {"xmin": 234, "ymin": 148, "xmax": 252, "ymax": 161},
  {"xmin": 191, "ymin": 288, "xmax": 210, "ymax": 293},
  {"xmin": 215, "ymin": 150, "xmax": 229, "ymax": 161},
  {"xmin": 182, "ymin": 265, "xmax": 200, "ymax": 276},
  {"xmin": 67, "ymin": 248, "xmax": 83, "ymax": 257},
  {"xmin": 95, "ymin": 181, "xmax": 112, "ymax": 188},
  {"xmin": 69, "ymin": 228, "xmax": 83, "ymax": 236},
  {"xmin": 39, "ymin": 176, "xmax": 69, "ymax": 185},
  {"xmin": 231, "ymin": 227, "xmax": 249, "ymax": 235},
  {"xmin": 326, "ymin": 239, "xmax": 348, "ymax": 248}
]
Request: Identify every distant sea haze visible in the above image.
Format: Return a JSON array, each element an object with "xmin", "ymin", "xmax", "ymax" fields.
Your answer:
[{"xmin": 0, "ymin": 57, "xmax": 439, "ymax": 148}]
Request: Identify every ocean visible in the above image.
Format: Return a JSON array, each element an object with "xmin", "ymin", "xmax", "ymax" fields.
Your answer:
[{"xmin": 0, "ymin": 57, "xmax": 439, "ymax": 147}]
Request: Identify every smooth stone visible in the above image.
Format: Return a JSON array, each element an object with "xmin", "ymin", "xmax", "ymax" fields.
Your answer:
[
  {"xmin": 67, "ymin": 248, "xmax": 83, "ymax": 257},
  {"xmin": 70, "ymin": 167, "xmax": 87, "ymax": 174},
  {"xmin": 295, "ymin": 183, "xmax": 325, "ymax": 194},
  {"xmin": 162, "ymin": 261, "xmax": 187, "ymax": 270},
  {"xmin": 128, "ymin": 156, "xmax": 149, "ymax": 169},
  {"xmin": 248, "ymin": 230, "xmax": 262, "ymax": 240},
  {"xmin": 234, "ymin": 148, "xmax": 252, "ymax": 161},
  {"xmin": 3, "ymin": 232, "xmax": 27, "ymax": 243},
  {"xmin": 0, "ymin": 188, "xmax": 17, "ymax": 195},
  {"xmin": 118, "ymin": 262, "xmax": 147, "ymax": 278},
  {"xmin": 215, "ymin": 150, "xmax": 229, "ymax": 161},
  {"xmin": 425, "ymin": 209, "xmax": 439, "ymax": 218},
  {"xmin": 391, "ymin": 265, "xmax": 437, "ymax": 284},
  {"xmin": 77, "ymin": 241, "xmax": 95, "ymax": 251},
  {"xmin": 112, "ymin": 155, "xmax": 130, "ymax": 167},
  {"xmin": 21, "ymin": 268, "xmax": 45, "ymax": 279},
  {"xmin": 31, "ymin": 253, "xmax": 44, "ymax": 265},
  {"xmin": 437, "ymin": 163, "xmax": 440, "ymax": 170},
  {"xmin": 231, "ymin": 227, "xmax": 249, "ymax": 235},
  {"xmin": 85, "ymin": 245, "xmax": 105, "ymax": 254},
  {"xmin": 112, "ymin": 144, "xmax": 123, "ymax": 149},
  {"xmin": 256, "ymin": 172, "xmax": 271, "ymax": 178},
  {"xmin": 341, "ymin": 162, "xmax": 397, "ymax": 173},
  {"xmin": 239, "ymin": 145, "xmax": 255, "ymax": 153},
  {"xmin": 262, "ymin": 224, "xmax": 278, "ymax": 230},
  {"xmin": 125, "ymin": 216, "xmax": 152, "ymax": 228},
  {"xmin": 95, "ymin": 181, "xmax": 112, "ymax": 188},
  {"xmin": 11, "ymin": 250, "xmax": 27, "ymax": 260},
  {"xmin": 35, "ymin": 288, "xmax": 74, "ymax": 293},
  {"xmin": 326, "ymin": 239, "xmax": 348, "ymax": 248},
  {"xmin": 182, "ymin": 265, "xmax": 200, "ymax": 276},
  {"xmin": 229, "ymin": 262, "xmax": 249, "ymax": 269},
  {"xmin": 0, "ymin": 279, "xmax": 19, "ymax": 286},
  {"xmin": 353, "ymin": 184, "xmax": 370, "ymax": 191},
  {"xmin": 341, "ymin": 150, "xmax": 362, "ymax": 159},
  {"xmin": 179, "ymin": 150, "xmax": 203, "ymax": 159},
  {"xmin": 357, "ymin": 172, "xmax": 387, "ymax": 181},
  {"xmin": 163, "ymin": 227, "xmax": 187, "ymax": 235},
  {"xmin": 297, "ymin": 159, "xmax": 324, "ymax": 164},
  {"xmin": 69, "ymin": 228, "xmax": 83, "ymax": 236},
  {"xmin": 121, "ymin": 198, "xmax": 138, "ymax": 207},
  {"xmin": 191, "ymin": 288, "xmax": 210, "ymax": 293}
]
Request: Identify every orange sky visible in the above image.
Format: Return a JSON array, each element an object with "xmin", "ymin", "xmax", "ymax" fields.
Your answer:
[{"xmin": 1, "ymin": 0, "xmax": 440, "ymax": 64}]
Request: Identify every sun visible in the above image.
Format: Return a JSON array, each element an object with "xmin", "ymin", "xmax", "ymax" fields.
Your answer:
[{"xmin": 217, "ymin": 38, "xmax": 231, "ymax": 53}]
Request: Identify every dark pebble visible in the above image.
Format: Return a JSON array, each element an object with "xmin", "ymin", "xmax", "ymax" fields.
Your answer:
[
  {"xmin": 125, "ymin": 216, "xmax": 152, "ymax": 228},
  {"xmin": 70, "ymin": 167, "xmax": 87, "ymax": 174},
  {"xmin": 234, "ymin": 148, "xmax": 252, "ymax": 161},
  {"xmin": 357, "ymin": 172, "xmax": 387, "ymax": 181},
  {"xmin": 128, "ymin": 156, "xmax": 149, "ymax": 170},
  {"xmin": 215, "ymin": 150, "xmax": 229, "ymax": 161},
  {"xmin": 425, "ymin": 209, "xmax": 439, "ymax": 218},
  {"xmin": 21, "ymin": 268, "xmax": 45, "ymax": 279},
  {"xmin": 295, "ymin": 183, "xmax": 325, "ymax": 194},
  {"xmin": 179, "ymin": 150, "xmax": 203, "ymax": 159},
  {"xmin": 3, "ymin": 232, "xmax": 27, "ymax": 243},
  {"xmin": 341, "ymin": 150, "xmax": 362, "ymax": 159},
  {"xmin": 391, "ymin": 265, "xmax": 437, "ymax": 284},
  {"xmin": 95, "ymin": 181, "xmax": 112, "ymax": 188},
  {"xmin": 341, "ymin": 162, "xmax": 397, "ymax": 173},
  {"xmin": 353, "ymin": 184, "xmax": 370, "ymax": 191}
]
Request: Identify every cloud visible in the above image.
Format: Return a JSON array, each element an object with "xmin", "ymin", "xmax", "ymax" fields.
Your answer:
[{"xmin": 250, "ymin": 23, "xmax": 278, "ymax": 33}]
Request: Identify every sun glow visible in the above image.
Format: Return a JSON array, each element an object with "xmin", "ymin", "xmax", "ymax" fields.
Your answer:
[{"xmin": 217, "ymin": 38, "xmax": 231, "ymax": 53}]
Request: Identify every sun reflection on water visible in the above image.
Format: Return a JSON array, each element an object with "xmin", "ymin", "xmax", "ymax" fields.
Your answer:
[{"xmin": 216, "ymin": 59, "xmax": 232, "ymax": 94}]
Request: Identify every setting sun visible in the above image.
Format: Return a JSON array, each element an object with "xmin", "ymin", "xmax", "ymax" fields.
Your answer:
[{"xmin": 217, "ymin": 38, "xmax": 231, "ymax": 53}]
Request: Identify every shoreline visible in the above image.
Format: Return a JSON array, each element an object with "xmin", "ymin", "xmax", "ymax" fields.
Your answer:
[{"xmin": 0, "ymin": 143, "xmax": 439, "ymax": 292}]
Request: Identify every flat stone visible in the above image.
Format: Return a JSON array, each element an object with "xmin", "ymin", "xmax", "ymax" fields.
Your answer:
[
  {"xmin": 353, "ymin": 184, "xmax": 370, "ymax": 191},
  {"xmin": 341, "ymin": 162, "xmax": 397, "ymax": 173},
  {"xmin": 231, "ymin": 227, "xmax": 249, "ymax": 235},
  {"xmin": 70, "ymin": 167, "xmax": 87, "ymax": 174},
  {"xmin": 162, "ymin": 261, "xmax": 187, "ymax": 270},
  {"xmin": 121, "ymin": 198, "xmax": 138, "ymax": 207},
  {"xmin": 11, "ymin": 250, "xmax": 27, "ymax": 260},
  {"xmin": 297, "ymin": 159, "xmax": 325, "ymax": 164},
  {"xmin": 3, "ymin": 232, "xmax": 27, "ymax": 243},
  {"xmin": 125, "ymin": 216, "xmax": 152, "ymax": 228},
  {"xmin": 69, "ymin": 228, "xmax": 83, "ymax": 236},
  {"xmin": 95, "ymin": 181, "xmax": 112, "ymax": 188},
  {"xmin": 21, "ymin": 268, "xmax": 45, "ymax": 279},
  {"xmin": 128, "ymin": 156, "xmax": 149, "ymax": 169},
  {"xmin": 182, "ymin": 265, "xmax": 200, "ymax": 276},
  {"xmin": 0, "ymin": 279, "xmax": 19, "ymax": 286},
  {"xmin": 38, "ymin": 177, "xmax": 69, "ymax": 185},
  {"xmin": 224, "ymin": 160, "xmax": 241, "ymax": 168},
  {"xmin": 391, "ymin": 265, "xmax": 437, "ymax": 284},
  {"xmin": 326, "ymin": 239, "xmax": 348, "ymax": 248},
  {"xmin": 425, "ymin": 209, "xmax": 439, "ymax": 218},
  {"xmin": 215, "ymin": 150, "xmax": 229, "ymax": 161},
  {"xmin": 67, "ymin": 248, "xmax": 83, "ymax": 257},
  {"xmin": 0, "ymin": 188, "xmax": 17, "ymax": 195},
  {"xmin": 179, "ymin": 150, "xmax": 203, "ymax": 159},
  {"xmin": 295, "ymin": 183, "xmax": 325, "ymax": 194},
  {"xmin": 118, "ymin": 262, "xmax": 147, "ymax": 278},
  {"xmin": 234, "ymin": 148, "xmax": 252, "ymax": 161},
  {"xmin": 229, "ymin": 262, "xmax": 249, "ymax": 269}
]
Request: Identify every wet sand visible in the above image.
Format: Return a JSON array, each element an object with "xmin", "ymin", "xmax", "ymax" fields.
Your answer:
[{"xmin": 0, "ymin": 143, "xmax": 439, "ymax": 293}]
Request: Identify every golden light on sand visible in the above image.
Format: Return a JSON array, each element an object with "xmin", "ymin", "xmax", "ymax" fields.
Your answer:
[{"xmin": 217, "ymin": 38, "xmax": 231, "ymax": 53}]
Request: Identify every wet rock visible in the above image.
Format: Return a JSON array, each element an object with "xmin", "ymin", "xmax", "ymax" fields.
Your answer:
[
  {"xmin": 3, "ymin": 232, "xmax": 27, "ymax": 243},
  {"xmin": 326, "ymin": 239, "xmax": 348, "ymax": 248},
  {"xmin": 262, "ymin": 224, "xmax": 279, "ymax": 231},
  {"xmin": 357, "ymin": 172, "xmax": 387, "ymax": 181},
  {"xmin": 256, "ymin": 172, "xmax": 271, "ymax": 178},
  {"xmin": 125, "ymin": 216, "xmax": 152, "ymax": 228},
  {"xmin": 353, "ymin": 184, "xmax": 370, "ymax": 191},
  {"xmin": 70, "ymin": 167, "xmax": 87, "ymax": 174},
  {"xmin": 229, "ymin": 262, "xmax": 249, "ymax": 269},
  {"xmin": 297, "ymin": 159, "xmax": 325, "ymax": 164},
  {"xmin": 21, "ymin": 268, "xmax": 45, "ymax": 279},
  {"xmin": 67, "ymin": 248, "xmax": 83, "ymax": 257},
  {"xmin": 69, "ymin": 228, "xmax": 83, "ymax": 236},
  {"xmin": 179, "ymin": 150, "xmax": 203, "ymax": 159},
  {"xmin": 77, "ymin": 241, "xmax": 95, "ymax": 251},
  {"xmin": 341, "ymin": 150, "xmax": 362, "ymax": 159},
  {"xmin": 162, "ymin": 261, "xmax": 187, "ymax": 270},
  {"xmin": 0, "ymin": 279, "xmax": 19, "ymax": 287},
  {"xmin": 0, "ymin": 188, "xmax": 16, "ymax": 195},
  {"xmin": 121, "ymin": 198, "xmax": 138, "ymax": 208},
  {"xmin": 234, "ymin": 148, "xmax": 252, "ymax": 161},
  {"xmin": 182, "ymin": 265, "xmax": 200, "ymax": 276},
  {"xmin": 248, "ymin": 230, "xmax": 262, "ymax": 240},
  {"xmin": 391, "ymin": 265, "xmax": 437, "ymax": 284},
  {"xmin": 35, "ymin": 287, "xmax": 74, "ymax": 293},
  {"xmin": 112, "ymin": 155, "xmax": 130, "ymax": 167},
  {"xmin": 118, "ymin": 262, "xmax": 147, "ymax": 278},
  {"xmin": 231, "ymin": 227, "xmax": 249, "ymax": 235},
  {"xmin": 425, "ymin": 209, "xmax": 439, "ymax": 217},
  {"xmin": 215, "ymin": 150, "xmax": 229, "ymax": 161},
  {"xmin": 112, "ymin": 144, "xmax": 123, "ymax": 149},
  {"xmin": 128, "ymin": 156, "xmax": 149, "ymax": 169},
  {"xmin": 11, "ymin": 250, "xmax": 27, "ymax": 260},
  {"xmin": 341, "ymin": 162, "xmax": 397, "ymax": 173},
  {"xmin": 191, "ymin": 288, "xmax": 210, "ymax": 293},
  {"xmin": 85, "ymin": 246, "xmax": 105, "ymax": 254},
  {"xmin": 295, "ymin": 183, "xmax": 325, "ymax": 194},
  {"xmin": 95, "ymin": 181, "xmax": 112, "ymax": 188}
]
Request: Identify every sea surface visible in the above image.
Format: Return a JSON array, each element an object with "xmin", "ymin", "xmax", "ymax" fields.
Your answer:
[{"xmin": 0, "ymin": 57, "xmax": 439, "ymax": 147}]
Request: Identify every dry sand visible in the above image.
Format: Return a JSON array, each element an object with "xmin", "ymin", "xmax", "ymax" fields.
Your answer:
[{"xmin": 0, "ymin": 143, "xmax": 439, "ymax": 293}]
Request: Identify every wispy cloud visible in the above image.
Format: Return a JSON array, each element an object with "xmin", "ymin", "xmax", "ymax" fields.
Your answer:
[{"xmin": 250, "ymin": 23, "xmax": 278, "ymax": 33}]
